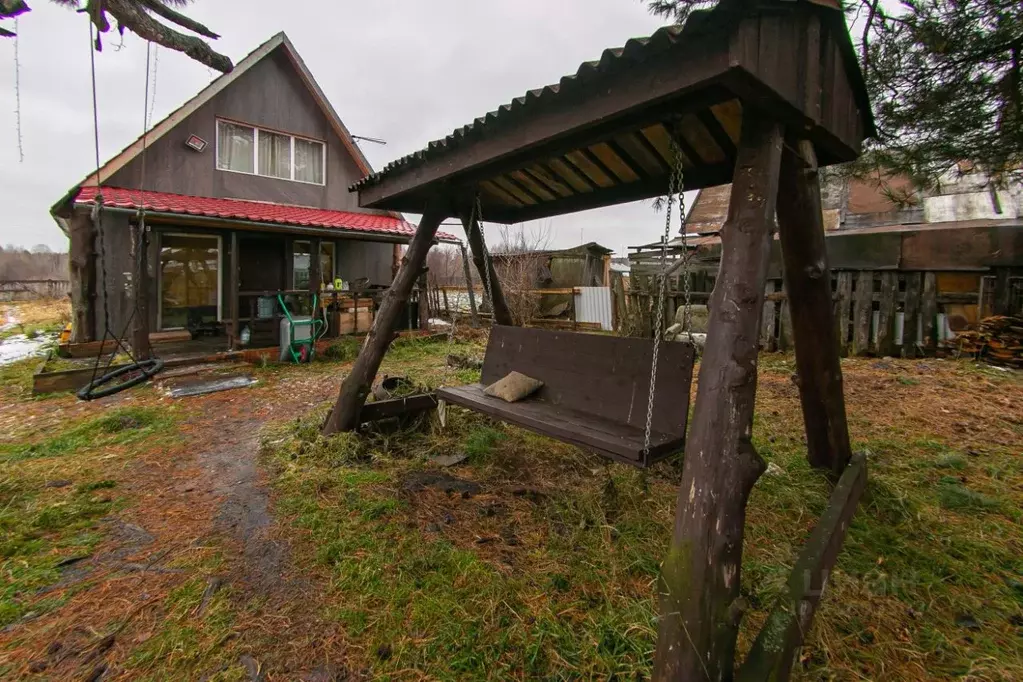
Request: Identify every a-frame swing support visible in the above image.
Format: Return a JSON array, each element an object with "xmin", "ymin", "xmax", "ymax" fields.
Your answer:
[{"xmin": 326, "ymin": 0, "xmax": 872, "ymax": 676}]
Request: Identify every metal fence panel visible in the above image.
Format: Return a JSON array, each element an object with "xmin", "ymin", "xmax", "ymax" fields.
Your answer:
[{"xmin": 574, "ymin": 286, "xmax": 613, "ymax": 331}]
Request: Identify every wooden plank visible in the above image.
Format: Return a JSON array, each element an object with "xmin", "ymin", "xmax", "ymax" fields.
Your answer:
[
  {"xmin": 993, "ymin": 267, "xmax": 1013, "ymax": 316},
  {"xmin": 463, "ymin": 214, "xmax": 514, "ymax": 326},
  {"xmin": 778, "ymin": 297, "xmax": 793, "ymax": 351},
  {"xmin": 737, "ymin": 452, "xmax": 868, "ymax": 682},
  {"xmin": 68, "ymin": 211, "xmax": 97, "ymax": 343},
  {"xmin": 438, "ymin": 384, "xmax": 682, "ymax": 465},
  {"xmin": 654, "ymin": 117, "xmax": 784, "ymax": 681},
  {"xmin": 920, "ymin": 272, "xmax": 938, "ymax": 351},
  {"xmin": 875, "ymin": 272, "xmax": 898, "ymax": 357},
  {"xmin": 902, "ymin": 272, "xmax": 922, "ymax": 358},
  {"xmin": 323, "ymin": 206, "xmax": 448, "ymax": 434},
  {"xmin": 776, "ymin": 138, "xmax": 853, "ymax": 476},
  {"xmin": 760, "ymin": 281, "xmax": 778, "ymax": 351},
  {"xmin": 852, "ymin": 271, "xmax": 873, "ymax": 355},
  {"xmin": 417, "ymin": 272, "xmax": 430, "ymax": 330},
  {"xmin": 836, "ymin": 272, "xmax": 852, "ymax": 356},
  {"xmin": 360, "ymin": 393, "xmax": 438, "ymax": 423}
]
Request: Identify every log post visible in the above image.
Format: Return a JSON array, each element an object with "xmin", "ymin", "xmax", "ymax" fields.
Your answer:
[
  {"xmin": 309, "ymin": 238, "xmax": 322, "ymax": 297},
  {"xmin": 459, "ymin": 241, "xmax": 480, "ymax": 327},
  {"xmin": 653, "ymin": 117, "xmax": 783, "ymax": 681},
  {"xmin": 322, "ymin": 206, "xmax": 448, "ymax": 434},
  {"xmin": 418, "ymin": 271, "xmax": 430, "ymax": 330},
  {"xmin": 776, "ymin": 138, "xmax": 853, "ymax": 476},
  {"xmin": 131, "ymin": 221, "xmax": 152, "ymax": 359},
  {"xmin": 228, "ymin": 230, "xmax": 240, "ymax": 350},
  {"xmin": 462, "ymin": 214, "xmax": 514, "ymax": 326},
  {"xmin": 68, "ymin": 210, "xmax": 97, "ymax": 343}
]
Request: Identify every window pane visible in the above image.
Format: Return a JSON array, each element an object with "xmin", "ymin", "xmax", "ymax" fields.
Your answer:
[
  {"xmin": 217, "ymin": 121, "xmax": 254, "ymax": 173},
  {"xmin": 293, "ymin": 241, "xmax": 311, "ymax": 290},
  {"xmin": 258, "ymin": 130, "xmax": 292, "ymax": 179},
  {"xmin": 320, "ymin": 242, "xmax": 335, "ymax": 287},
  {"xmin": 160, "ymin": 235, "xmax": 219, "ymax": 329},
  {"xmin": 294, "ymin": 138, "xmax": 324, "ymax": 184}
]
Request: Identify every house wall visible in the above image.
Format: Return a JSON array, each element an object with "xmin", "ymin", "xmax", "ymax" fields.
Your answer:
[{"xmin": 105, "ymin": 48, "xmax": 368, "ymax": 213}]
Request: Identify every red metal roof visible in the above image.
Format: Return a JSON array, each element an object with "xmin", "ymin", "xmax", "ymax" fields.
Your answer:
[{"xmin": 74, "ymin": 186, "xmax": 457, "ymax": 241}]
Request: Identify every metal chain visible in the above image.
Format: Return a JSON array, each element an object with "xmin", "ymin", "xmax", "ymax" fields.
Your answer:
[
  {"xmin": 675, "ymin": 140, "xmax": 693, "ymax": 344},
  {"xmin": 643, "ymin": 137, "xmax": 683, "ymax": 455}
]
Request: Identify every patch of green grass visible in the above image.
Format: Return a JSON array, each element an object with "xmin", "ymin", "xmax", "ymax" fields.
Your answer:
[
  {"xmin": 0, "ymin": 405, "xmax": 175, "ymax": 463},
  {"xmin": 125, "ymin": 575, "xmax": 241, "ymax": 680},
  {"xmin": 936, "ymin": 480, "xmax": 1000, "ymax": 512},
  {"xmin": 462, "ymin": 426, "xmax": 505, "ymax": 460},
  {"xmin": 258, "ymin": 356, "xmax": 1023, "ymax": 680},
  {"xmin": 897, "ymin": 375, "xmax": 919, "ymax": 385},
  {"xmin": 0, "ymin": 477, "xmax": 117, "ymax": 626},
  {"xmin": 320, "ymin": 336, "xmax": 362, "ymax": 362}
]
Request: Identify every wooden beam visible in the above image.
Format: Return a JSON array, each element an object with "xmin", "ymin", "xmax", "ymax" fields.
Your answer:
[
  {"xmin": 875, "ymin": 272, "xmax": 898, "ymax": 357},
  {"xmin": 776, "ymin": 137, "xmax": 853, "ymax": 476},
  {"xmin": 852, "ymin": 271, "xmax": 873, "ymax": 355},
  {"xmin": 228, "ymin": 230, "xmax": 240, "ymax": 350},
  {"xmin": 322, "ymin": 206, "xmax": 448, "ymax": 434},
  {"xmin": 653, "ymin": 116, "xmax": 783, "ymax": 681},
  {"xmin": 485, "ymin": 161, "xmax": 734, "ymax": 224},
  {"xmin": 131, "ymin": 222, "xmax": 152, "ymax": 359},
  {"xmin": 418, "ymin": 270, "xmax": 430, "ymax": 330},
  {"xmin": 462, "ymin": 214, "xmax": 514, "ymax": 326},
  {"xmin": 902, "ymin": 272, "xmax": 922, "ymax": 358},
  {"xmin": 737, "ymin": 452, "xmax": 868, "ymax": 682},
  {"xmin": 459, "ymin": 242, "xmax": 480, "ymax": 328},
  {"xmin": 359, "ymin": 393, "xmax": 438, "ymax": 423},
  {"xmin": 920, "ymin": 272, "xmax": 938, "ymax": 350},
  {"xmin": 68, "ymin": 211, "xmax": 97, "ymax": 344}
]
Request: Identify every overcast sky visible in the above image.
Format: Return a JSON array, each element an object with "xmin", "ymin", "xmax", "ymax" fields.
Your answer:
[{"xmin": 0, "ymin": 0, "xmax": 694, "ymax": 254}]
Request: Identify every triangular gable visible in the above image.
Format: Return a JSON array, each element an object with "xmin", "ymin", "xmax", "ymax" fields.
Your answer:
[{"xmin": 76, "ymin": 31, "xmax": 374, "ymax": 191}]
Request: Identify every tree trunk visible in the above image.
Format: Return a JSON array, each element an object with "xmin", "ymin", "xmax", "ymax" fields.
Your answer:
[
  {"xmin": 68, "ymin": 210, "xmax": 96, "ymax": 344},
  {"xmin": 322, "ymin": 207, "xmax": 447, "ymax": 434},
  {"xmin": 131, "ymin": 222, "xmax": 151, "ymax": 359},
  {"xmin": 653, "ymin": 117, "xmax": 783, "ymax": 681},
  {"xmin": 462, "ymin": 214, "xmax": 513, "ymax": 326},
  {"xmin": 776, "ymin": 138, "xmax": 853, "ymax": 477}
]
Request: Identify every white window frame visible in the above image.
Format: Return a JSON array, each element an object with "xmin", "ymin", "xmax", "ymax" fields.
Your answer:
[
  {"xmin": 156, "ymin": 232, "xmax": 223, "ymax": 331},
  {"xmin": 215, "ymin": 118, "xmax": 327, "ymax": 186}
]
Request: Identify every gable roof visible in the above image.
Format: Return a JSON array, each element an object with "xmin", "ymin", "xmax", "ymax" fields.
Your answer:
[{"xmin": 80, "ymin": 32, "xmax": 373, "ymax": 189}]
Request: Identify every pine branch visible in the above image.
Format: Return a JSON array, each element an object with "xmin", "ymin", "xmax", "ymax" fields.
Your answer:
[
  {"xmin": 138, "ymin": 0, "xmax": 219, "ymax": 39},
  {"xmin": 100, "ymin": 0, "xmax": 232, "ymax": 72}
]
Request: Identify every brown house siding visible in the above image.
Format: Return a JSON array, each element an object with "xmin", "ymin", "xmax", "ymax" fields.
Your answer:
[{"xmin": 105, "ymin": 49, "xmax": 365, "ymax": 211}]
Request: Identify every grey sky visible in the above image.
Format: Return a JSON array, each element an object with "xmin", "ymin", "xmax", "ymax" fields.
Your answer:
[{"xmin": 0, "ymin": 0, "xmax": 693, "ymax": 254}]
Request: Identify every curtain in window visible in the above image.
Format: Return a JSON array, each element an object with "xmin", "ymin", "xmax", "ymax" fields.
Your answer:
[
  {"xmin": 259, "ymin": 130, "xmax": 292, "ymax": 179},
  {"xmin": 217, "ymin": 121, "xmax": 254, "ymax": 173},
  {"xmin": 294, "ymin": 138, "xmax": 324, "ymax": 184},
  {"xmin": 320, "ymin": 242, "xmax": 335, "ymax": 286}
]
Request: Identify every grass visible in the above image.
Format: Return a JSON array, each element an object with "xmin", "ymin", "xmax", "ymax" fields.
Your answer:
[
  {"xmin": 261, "ymin": 351, "xmax": 1023, "ymax": 680},
  {"xmin": 0, "ymin": 405, "xmax": 179, "ymax": 629}
]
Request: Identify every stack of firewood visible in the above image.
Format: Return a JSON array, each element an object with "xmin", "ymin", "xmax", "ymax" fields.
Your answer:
[{"xmin": 954, "ymin": 316, "xmax": 1023, "ymax": 367}]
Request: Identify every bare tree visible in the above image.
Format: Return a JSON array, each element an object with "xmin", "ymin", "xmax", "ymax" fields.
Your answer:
[
  {"xmin": 1, "ymin": 0, "xmax": 232, "ymax": 73},
  {"xmin": 492, "ymin": 223, "xmax": 553, "ymax": 326}
]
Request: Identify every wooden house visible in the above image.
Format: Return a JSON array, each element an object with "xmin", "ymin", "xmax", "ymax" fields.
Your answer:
[
  {"xmin": 50, "ymin": 32, "xmax": 455, "ymax": 353},
  {"xmin": 629, "ymin": 167, "xmax": 1023, "ymax": 355}
]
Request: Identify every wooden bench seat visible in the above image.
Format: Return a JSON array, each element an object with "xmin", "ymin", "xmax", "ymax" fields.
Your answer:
[{"xmin": 436, "ymin": 325, "xmax": 695, "ymax": 467}]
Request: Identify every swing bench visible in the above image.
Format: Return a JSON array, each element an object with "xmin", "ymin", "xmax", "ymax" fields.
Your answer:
[{"xmin": 437, "ymin": 325, "xmax": 695, "ymax": 467}]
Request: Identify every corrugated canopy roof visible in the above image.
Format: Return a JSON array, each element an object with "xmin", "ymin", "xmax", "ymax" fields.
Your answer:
[{"xmin": 351, "ymin": 0, "xmax": 873, "ymax": 224}]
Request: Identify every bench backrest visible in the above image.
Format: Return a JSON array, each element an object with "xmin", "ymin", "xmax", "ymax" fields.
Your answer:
[{"xmin": 481, "ymin": 325, "xmax": 694, "ymax": 438}]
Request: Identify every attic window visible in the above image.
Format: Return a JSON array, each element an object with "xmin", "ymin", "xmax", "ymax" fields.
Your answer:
[{"xmin": 216, "ymin": 119, "xmax": 325, "ymax": 185}]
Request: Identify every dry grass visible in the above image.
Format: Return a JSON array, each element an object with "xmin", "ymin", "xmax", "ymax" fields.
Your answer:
[{"xmin": 1, "ymin": 324, "xmax": 1020, "ymax": 680}]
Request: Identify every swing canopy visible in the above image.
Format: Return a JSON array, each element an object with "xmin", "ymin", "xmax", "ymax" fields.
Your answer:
[{"xmin": 349, "ymin": 0, "xmax": 872, "ymax": 222}]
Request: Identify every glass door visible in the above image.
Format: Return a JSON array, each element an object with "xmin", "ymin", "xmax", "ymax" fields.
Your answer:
[{"xmin": 159, "ymin": 233, "xmax": 221, "ymax": 330}]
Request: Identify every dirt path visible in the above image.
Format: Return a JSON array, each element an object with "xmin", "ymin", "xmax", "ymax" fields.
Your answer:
[{"xmin": 0, "ymin": 366, "xmax": 350, "ymax": 680}]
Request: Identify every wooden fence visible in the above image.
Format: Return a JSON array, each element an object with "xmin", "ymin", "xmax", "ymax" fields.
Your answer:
[
  {"xmin": 625, "ymin": 270, "xmax": 1021, "ymax": 357},
  {"xmin": 0, "ymin": 279, "xmax": 70, "ymax": 302}
]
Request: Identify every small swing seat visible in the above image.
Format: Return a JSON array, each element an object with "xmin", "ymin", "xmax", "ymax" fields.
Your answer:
[{"xmin": 436, "ymin": 325, "xmax": 695, "ymax": 467}]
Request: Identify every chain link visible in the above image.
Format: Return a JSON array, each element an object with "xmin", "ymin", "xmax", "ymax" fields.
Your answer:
[{"xmin": 643, "ymin": 137, "xmax": 684, "ymax": 455}]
